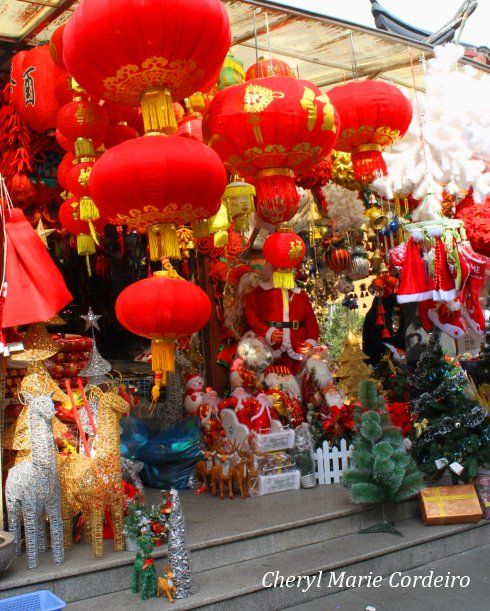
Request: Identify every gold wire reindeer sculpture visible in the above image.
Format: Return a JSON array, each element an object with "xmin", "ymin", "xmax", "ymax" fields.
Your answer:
[{"xmin": 58, "ymin": 384, "xmax": 129, "ymax": 558}]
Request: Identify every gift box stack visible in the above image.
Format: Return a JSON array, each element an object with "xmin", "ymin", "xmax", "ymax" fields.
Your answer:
[
  {"xmin": 420, "ymin": 485, "xmax": 483, "ymax": 525},
  {"xmin": 47, "ymin": 334, "xmax": 93, "ymax": 386}
]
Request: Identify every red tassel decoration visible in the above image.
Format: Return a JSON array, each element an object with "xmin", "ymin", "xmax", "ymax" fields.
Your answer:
[
  {"xmin": 351, "ymin": 148, "xmax": 387, "ymax": 183},
  {"xmin": 377, "ymin": 303, "xmax": 386, "ymax": 314}
]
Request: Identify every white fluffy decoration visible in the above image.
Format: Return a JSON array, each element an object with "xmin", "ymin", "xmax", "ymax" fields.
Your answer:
[
  {"xmin": 373, "ymin": 44, "xmax": 490, "ymax": 204},
  {"xmin": 322, "ymin": 183, "xmax": 367, "ymax": 232},
  {"xmin": 236, "ymin": 332, "xmax": 274, "ymax": 372}
]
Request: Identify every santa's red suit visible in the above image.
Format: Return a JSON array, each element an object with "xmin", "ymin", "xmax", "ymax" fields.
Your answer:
[{"xmin": 243, "ymin": 282, "xmax": 319, "ymax": 373}]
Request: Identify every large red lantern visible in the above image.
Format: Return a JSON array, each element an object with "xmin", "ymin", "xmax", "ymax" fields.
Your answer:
[
  {"xmin": 327, "ymin": 81, "xmax": 412, "ymax": 183},
  {"xmin": 262, "ymin": 227, "xmax": 306, "ymax": 289},
  {"xmin": 89, "ymin": 135, "xmax": 227, "ymax": 259},
  {"xmin": 245, "ymin": 58, "xmax": 296, "ymax": 80},
  {"xmin": 116, "ymin": 270, "xmax": 211, "ymax": 396},
  {"xmin": 17, "ymin": 45, "xmax": 63, "ymax": 132},
  {"xmin": 203, "ymin": 76, "xmax": 339, "ymax": 225},
  {"xmin": 63, "ymin": 0, "xmax": 230, "ymax": 135}
]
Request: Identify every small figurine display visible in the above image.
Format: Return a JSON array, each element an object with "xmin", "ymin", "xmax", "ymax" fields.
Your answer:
[
  {"xmin": 132, "ymin": 534, "xmax": 158, "ymax": 600},
  {"xmin": 157, "ymin": 566, "xmax": 177, "ymax": 602}
]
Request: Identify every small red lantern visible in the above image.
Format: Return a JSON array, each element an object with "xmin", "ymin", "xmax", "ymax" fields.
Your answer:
[
  {"xmin": 65, "ymin": 159, "xmax": 94, "ymax": 199},
  {"xmin": 245, "ymin": 58, "xmax": 296, "ymax": 80},
  {"xmin": 57, "ymin": 152, "xmax": 76, "ymax": 190},
  {"xmin": 9, "ymin": 51, "xmax": 27, "ymax": 113},
  {"xmin": 177, "ymin": 116, "xmax": 203, "ymax": 142},
  {"xmin": 57, "ymin": 97, "xmax": 108, "ymax": 156},
  {"xmin": 262, "ymin": 227, "xmax": 306, "ymax": 289},
  {"xmin": 325, "ymin": 248, "xmax": 351, "ymax": 273},
  {"xmin": 204, "ymin": 76, "xmax": 339, "ymax": 225},
  {"xmin": 89, "ymin": 135, "xmax": 226, "ymax": 259},
  {"xmin": 63, "ymin": 0, "xmax": 231, "ymax": 134},
  {"xmin": 54, "ymin": 72, "xmax": 73, "ymax": 105},
  {"xmin": 327, "ymin": 81, "xmax": 412, "ymax": 183},
  {"xmin": 49, "ymin": 24, "xmax": 66, "ymax": 69},
  {"xmin": 116, "ymin": 269, "xmax": 212, "ymax": 398},
  {"xmin": 17, "ymin": 45, "xmax": 63, "ymax": 133},
  {"xmin": 104, "ymin": 124, "xmax": 140, "ymax": 149}
]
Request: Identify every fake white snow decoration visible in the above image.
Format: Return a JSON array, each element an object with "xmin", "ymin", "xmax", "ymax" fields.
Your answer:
[{"xmin": 322, "ymin": 183, "xmax": 367, "ymax": 232}]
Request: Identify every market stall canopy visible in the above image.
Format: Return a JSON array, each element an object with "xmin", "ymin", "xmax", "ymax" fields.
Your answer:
[{"xmin": 0, "ymin": 0, "xmax": 488, "ymax": 89}]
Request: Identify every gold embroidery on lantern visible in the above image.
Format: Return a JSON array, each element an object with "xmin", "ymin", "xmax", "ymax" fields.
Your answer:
[
  {"xmin": 300, "ymin": 86, "xmax": 317, "ymax": 131},
  {"xmin": 113, "ymin": 203, "xmax": 217, "ymax": 232},
  {"xmin": 244, "ymin": 84, "xmax": 283, "ymax": 113},
  {"xmin": 78, "ymin": 167, "xmax": 92, "ymax": 188},
  {"xmin": 103, "ymin": 56, "xmax": 202, "ymax": 106},
  {"xmin": 316, "ymin": 93, "xmax": 336, "ymax": 132},
  {"xmin": 336, "ymin": 125, "xmax": 401, "ymax": 149},
  {"xmin": 289, "ymin": 240, "xmax": 304, "ymax": 260},
  {"xmin": 75, "ymin": 104, "xmax": 96, "ymax": 125}
]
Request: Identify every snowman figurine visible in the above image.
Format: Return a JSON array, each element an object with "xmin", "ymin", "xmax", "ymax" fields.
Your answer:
[{"xmin": 183, "ymin": 371, "xmax": 205, "ymax": 416}]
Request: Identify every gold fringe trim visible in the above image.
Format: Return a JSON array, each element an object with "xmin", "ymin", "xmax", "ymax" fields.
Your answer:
[
  {"xmin": 77, "ymin": 233, "xmax": 96, "ymax": 256},
  {"xmin": 213, "ymin": 230, "xmax": 229, "ymax": 247},
  {"xmin": 79, "ymin": 196, "xmax": 100, "ymax": 221},
  {"xmin": 74, "ymin": 138, "xmax": 95, "ymax": 157},
  {"xmin": 151, "ymin": 339, "xmax": 175, "ymax": 373},
  {"xmin": 191, "ymin": 220, "xmax": 210, "ymax": 238},
  {"xmin": 272, "ymin": 269, "xmax": 295, "ymax": 290},
  {"xmin": 148, "ymin": 223, "xmax": 181, "ymax": 260},
  {"xmin": 140, "ymin": 88, "xmax": 177, "ymax": 135}
]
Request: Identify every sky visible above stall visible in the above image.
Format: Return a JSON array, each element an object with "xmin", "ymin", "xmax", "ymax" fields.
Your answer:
[{"xmin": 280, "ymin": 0, "xmax": 489, "ymax": 47}]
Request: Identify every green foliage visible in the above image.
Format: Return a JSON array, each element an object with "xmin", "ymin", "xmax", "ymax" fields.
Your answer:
[
  {"xmin": 375, "ymin": 354, "xmax": 409, "ymax": 402},
  {"xmin": 321, "ymin": 303, "xmax": 364, "ymax": 361},
  {"xmin": 344, "ymin": 381, "xmax": 424, "ymax": 505},
  {"xmin": 409, "ymin": 329, "xmax": 490, "ymax": 483}
]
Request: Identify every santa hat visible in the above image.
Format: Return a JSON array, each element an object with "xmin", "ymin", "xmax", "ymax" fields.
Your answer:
[
  {"xmin": 397, "ymin": 238, "xmax": 433, "ymax": 304},
  {"xmin": 184, "ymin": 370, "xmax": 202, "ymax": 386},
  {"xmin": 226, "ymin": 264, "xmax": 253, "ymax": 286},
  {"xmin": 264, "ymin": 364, "xmax": 292, "ymax": 377}
]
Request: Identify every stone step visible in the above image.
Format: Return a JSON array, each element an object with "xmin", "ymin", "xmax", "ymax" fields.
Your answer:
[
  {"xmin": 63, "ymin": 519, "xmax": 490, "ymax": 610},
  {"xmin": 0, "ymin": 486, "xmax": 418, "ymax": 603}
]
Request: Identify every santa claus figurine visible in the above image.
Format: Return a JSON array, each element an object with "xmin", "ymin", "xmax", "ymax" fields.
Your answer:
[
  {"xmin": 244, "ymin": 264, "xmax": 319, "ymax": 373},
  {"xmin": 263, "ymin": 364, "xmax": 304, "ymax": 428},
  {"xmin": 183, "ymin": 371, "xmax": 205, "ymax": 416}
]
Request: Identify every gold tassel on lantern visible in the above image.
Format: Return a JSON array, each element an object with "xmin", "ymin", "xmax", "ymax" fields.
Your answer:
[
  {"xmin": 148, "ymin": 223, "xmax": 181, "ymax": 260},
  {"xmin": 74, "ymin": 137, "xmax": 96, "ymax": 157},
  {"xmin": 140, "ymin": 88, "xmax": 177, "ymax": 135},
  {"xmin": 77, "ymin": 233, "xmax": 96, "ymax": 256},
  {"xmin": 151, "ymin": 337, "xmax": 175, "ymax": 373},
  {"xmin": 208, "ymin": 203, "xmax": 230, "ymax": 247},
  {"xmin": 272, "ymin": 268, "xmax": 295, "ymax": 290},
  {"xmin": 79, "ymin": 196, "xmax": 100, "ymax": 221},
  {"xmin": 224, "ymin": 180, "xmax": 256, "ymax": 233},
  {"xmin": 185, "ymin": 92, "xmax": 205, "ymax": 115},
  {"xmin": 191, "ymin": 219, "xmax": 210, "ymax": 238}
]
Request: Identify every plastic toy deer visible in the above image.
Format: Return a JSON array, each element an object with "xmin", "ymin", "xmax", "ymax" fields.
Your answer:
[
  {"xmin": 211, "ymin": 440, "xmax": 237, "ymax": 500},
  {"xmin": 194, "ymin": 447, "xmax": 215, "ymax": 491},
  {"xmin": 157, "ymin": 565, "xmax": 177, "ymax": 602},
  {"xmin": 231, "ymin": 446, "xmax": 250, "ymax": 499}
]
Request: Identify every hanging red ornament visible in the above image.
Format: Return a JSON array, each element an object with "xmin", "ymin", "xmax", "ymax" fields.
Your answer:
[
  {"xmin": 325, "ymin": 248, "xmax": 351, "ymax": 273},
  {"xmin": 63, "ymin": 0, "xmax": 230, "ymax": 135},
  {"xmin": 9, "ymin": 50, "xmax": 27, "ymax": 113},
  {"xmin": 54, "ymin": 72, "xmax": 74, "ymax": 105},
  {"xmin": 58, "ymin": 197, "xmax": 105, "ymax": 257},
  {"xmin": 17, "ymin": 45, "xmax": 63, "ymax": 133},
  {"xmin": 57, "ymin": 97, "xmax": 108, "ymax": 156},
  {"xmin": 104, "ymin": 124, "xmax": 140, "ymax": 149},
  {"xmin": 177, "ymin": 116, "xmax": 203, "ymax": 142},
  {"xmin": 49, "ymin": 24, "xmax": 67, "ymax": 69},
  {"xmin": 89, "ymin": 135, "xmax": 226, "ymax": 259},
  {"xmin": 262, "ymin": 227, "xmax": 306, "ymax": 289},
  {"xmin": 327, "ymin": 81, "xmax": 412, "ymax": 183},
  {"xmin": 57, "ymin": 152, "xmax": 76, "ymax": 190},
  {"xmin": 245, "ymin": 58, "xmax": 296, "ymax": 80},
  {"xmin": 203, "ymin": 76, "xmax": 339, "ymax": 225},
  {"xmin": 381, "ymin": 327, "xmax": 392, "ymax": 339}
]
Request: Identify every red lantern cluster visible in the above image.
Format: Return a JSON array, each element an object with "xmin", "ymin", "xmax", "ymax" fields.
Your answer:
[
  {"xmin": 262, "ymin": 227, "xmax": 306, "ymax": 289},
  {"xmin": 204, "ymin": 76, "xmax": 339, "ymax": 225},
  {"xmin": 327, "ymin": 81, "xmax": 412, "ymax": 183},
  {"xmin": 57, "ymin": 97, "xmax": 108, "ymax": 156}
]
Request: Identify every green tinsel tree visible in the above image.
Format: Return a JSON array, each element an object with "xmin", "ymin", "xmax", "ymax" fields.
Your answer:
[
  {"xmin": 409, "ymin": 329, "xmax": 490, "ymax": 482},
  {"xmin": 343, "ymin": 381, "xmax": 424, "ymax": 506}
]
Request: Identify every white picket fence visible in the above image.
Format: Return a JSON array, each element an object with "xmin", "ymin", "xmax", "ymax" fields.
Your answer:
[{"xmin": 314, "ymin": 438, "xmax": 354, "ymax": 485}]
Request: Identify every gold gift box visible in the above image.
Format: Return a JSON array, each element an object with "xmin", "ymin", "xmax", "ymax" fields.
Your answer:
[{"xmin": 420, "ymin": 485, "xmax": 483, "ymax": 526}]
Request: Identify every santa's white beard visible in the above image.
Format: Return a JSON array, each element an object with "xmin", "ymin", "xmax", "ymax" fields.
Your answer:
[
  {"xmin": 265, "ymin": 373, "xmax": 301, "ymax": 399},
  {"xmin": 304, "ymin": 358, "xmax": 333, "ymax": 389}
]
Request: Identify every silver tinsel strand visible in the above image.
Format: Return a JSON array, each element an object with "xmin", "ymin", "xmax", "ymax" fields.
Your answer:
[{"xmin": 167, "ymin": 488, "xmax": 196, "ymax": 599}]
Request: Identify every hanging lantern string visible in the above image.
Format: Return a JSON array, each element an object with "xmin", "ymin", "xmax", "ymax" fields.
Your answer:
[
  {"xmin": 253, "ymin": 8, "xmax": 260, "ymax": 64},
  {"xmin": 408, "ymin": 48, "xmax": 430, "ymax": 180},
  {"xmin": 348, "ymin": 31, "xmax": 359, "ymax": 80},
  {"xmin": 265, "ymin": 12, "xmax": 274, "ymax": 74}
]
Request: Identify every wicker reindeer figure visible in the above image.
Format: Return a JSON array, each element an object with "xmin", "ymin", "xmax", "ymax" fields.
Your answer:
[
  {"xmin": 6, "ymin": 391, "xmax": 64, "ymax": 570},
  {"xmin": 211, "ymin": 440, "xmax": 237, "ymax": 500}
]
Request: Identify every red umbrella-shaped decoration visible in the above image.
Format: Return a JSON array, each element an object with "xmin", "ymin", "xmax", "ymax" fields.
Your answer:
[
  {"xmin": 89, "ymin": 135, "xmax": 227, "ymax": 259},
  {"xmin": 203, "ymin": 76, "xmax": 339, "ymax": 225},
  {"xmin": 116, "ymin": 266, "xmax": 211, "ymax": 400},
  {"xmin": 327, "ymin": 81, "xmax": 412, "ymax": 183},
  {"xmin": 16, "ymin": 45, "xmax": 63, "ymax": 133},
  {"xmin": 262, "ymin": 227, "xmax": 306, "ymax": 289},
  {"xmin": 63, "ymin": 0, "xmax": 230, "ymax": 134}
]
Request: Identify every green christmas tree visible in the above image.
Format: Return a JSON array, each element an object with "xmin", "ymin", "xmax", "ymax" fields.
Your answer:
[
  {"xmin": 343, "ymin": 381, "xmax": 424, "ymax": 507},
  {"xmin": 409, "ymin": 329, "xmax": 490, "ymax": 482}
]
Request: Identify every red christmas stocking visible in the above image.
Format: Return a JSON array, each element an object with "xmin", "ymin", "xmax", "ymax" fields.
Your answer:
[
  {"xmin": 458, "ymin": 242, "xmax": 487, "ymax": 336},
  {"xmin": 427, "ymin": 301, "xmax": 467, "ymax": 339}
]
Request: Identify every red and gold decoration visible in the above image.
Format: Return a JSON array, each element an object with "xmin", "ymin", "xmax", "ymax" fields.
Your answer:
[
  {"xmin": 203, "ymin": 75, "xmax": 339, "ymax": 225},
  {"xmin": 323, "ymin": 237, "xmax": 351, "ymax": 272},
  {"xmin": 58, "ymin": 197, "xmax": 105, "ymax": 265},
  {"xmin": 57, "ymin": 96, "xmax": 109, "ymax": 157},
  {"xmin": 218, "ymin": 52, "xmax": 245, "ymax": 89},
  {"xmin": 63, "ymin": 0, "xmax": 231, "ymax": 134},
  {"xmin": 262, "ymin": 227, "xmax": 306, "ymax": 289},
  {"xmin": 245, "ymin": 57, "xmax": 296, "ymax": 80},
  {"xmin": 103, "ymin": 101, "xmax": 140, "ymax": 149},
  {"xmin": 327, "ymin": 81, "xmax": 412, "ymax": 183},
  {"xmin": 115, "ymin": 265, "xmax": 212, "ymax": 401},
  {"xmin": 89, "ymin": 135, "xmax": 227, "ymax": 259},
  {"xmin": 222, "ymin": 179, "xmax": 256, "ymax": 233}
]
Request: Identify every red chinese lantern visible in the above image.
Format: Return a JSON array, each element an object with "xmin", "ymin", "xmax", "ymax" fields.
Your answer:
[
  {"xmin": 57, "ymin": 97, "xmax": 108, "ymax": 156},
  {"xmin": 325, "ymin": 248, "xmax": 351, "ymax": 273},
  {"xmin": 49, "ymin": 24, "xmax": 66, "ymax": 69},
  {"xmin": 89, "ymin": 135, "xmax": 226, "ymax": 259},
  {"xmin": 17, "ymin": 45, "xmax": 63, "ymax": 133},
  {"xmin": 104, "ymin": 102, "xmax": 140, "ymax": 129},
  {"xmin": 104, "ymin": 124, "xmax": 140, "ymax": 149},
  {"xmin": 65, "ymin": 159, "xmax": 94, "ymax": 198},
  {"xmin": 262, "ymin": 227, "xmax": 306, "ymax": 289},
  {"xmin": 63, "ymin": 0, "xmax": 231, "ymax": 134},
  {"xmin": 58, "ymin": 197, "xmax": 105, "ymax": 259},
  {"xmin": 57, "ymin": 152, "xmax": 76, "ymax": 190},
  {"xmin": 177, "ymin": 116, "xmax": 203, "ymax": 142},
  {"xmin": 116, "ymin": 270, "xmax": 212, "ymax": 397},
  {"xmin": 245, "ymin": 58, "xmax": 296, "ymax": 80},
  {"xmin": 9, "ymin": 51, "xmax": 27, "ymax": 112},
  {"xmin": 203, "ymin": 76, "xmax": 339, "ymax": 225},
  {"xmin": 327, "ymin": 81, "xmax": 412, "ymax": 183},
  {"xmin": 54, "ymin": 72, "xmax": 73, "ymax": 105}
]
